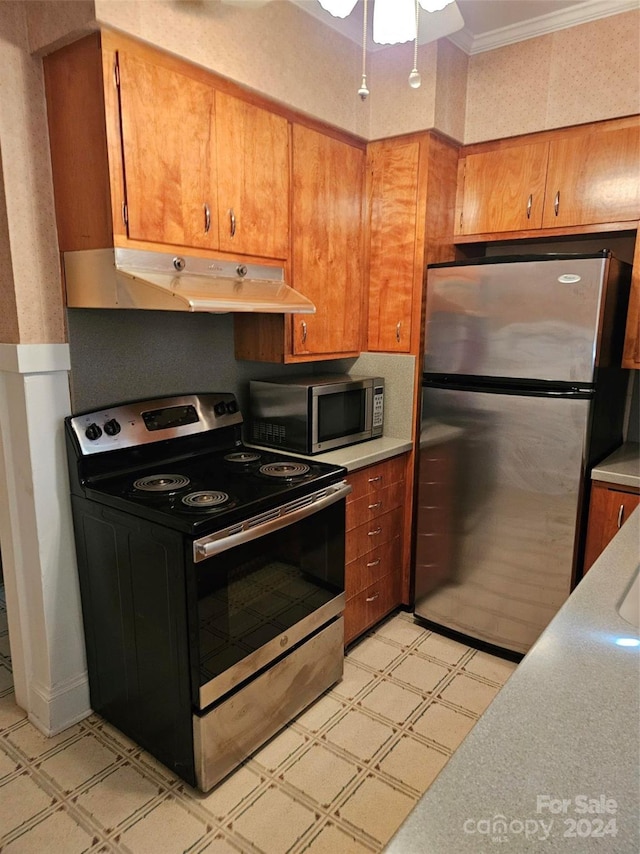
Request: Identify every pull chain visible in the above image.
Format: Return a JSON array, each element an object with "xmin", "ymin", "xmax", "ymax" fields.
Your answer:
[
  {"xmin": 409, "ymin": 0, "xmax": 421, "ymax": 89},
  {"xmin": 358, "ymin": 0, "xmax": 370, "ymax": 100}
]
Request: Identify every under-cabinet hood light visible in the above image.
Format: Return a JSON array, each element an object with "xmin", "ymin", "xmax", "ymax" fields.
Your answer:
[{"xmin": 62, "ymin": 248, "xmax": 316, "ymax": 315}]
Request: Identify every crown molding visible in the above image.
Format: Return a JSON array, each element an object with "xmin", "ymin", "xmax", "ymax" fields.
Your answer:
[{"xmin": 449, "ymin": 0, "xmax": 639, "ymax": 55}]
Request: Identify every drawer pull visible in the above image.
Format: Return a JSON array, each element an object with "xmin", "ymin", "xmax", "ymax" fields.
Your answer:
[
  {"xmin": 368, "ymin": 501, "xmax": 382, "ymax": 510},
  {"xmin": 367, "ymin": 558, "xmax": 381, "ymax": 567},
  {"xmin": 366, "ymin": 592, "xmax": 380, "ymax": 603},
  {"xmin": 553, "ymin": 191, "xmax": 560, "ymax": 216},
  {"xmin": 368, "ymin": 527, "xmax": 382, "ymax": 536},
  {"xmin": 368, "ymin": 475, "xmax": 382, "ymax": 483},
  {"xmin": 617, "ymin": 504, "xmax": 625, "ymax": 528},
  {"xmin": 526, "ymin": 193, "xmax": 532, "ymax": 220}
]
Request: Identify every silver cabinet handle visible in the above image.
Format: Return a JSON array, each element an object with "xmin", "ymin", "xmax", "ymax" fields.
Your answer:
[
  {"xmin": 368, "ymin": 502, "xmax": 382, "ymax": 510},
  {"xmin": 229, "ymin": 208, "xmax": 236, "ymax": 237},
  {"xmin": 368, "ymin": 527, "xmax": 382, "ymax": 536},
  {"xmin": 617, "ymin": 504, "xmax": 625, "ymax": 529},
  {"xmin": 554, "ymin": 191, "xmax": 560, "ymax": 216},
  {"xmin": 204, "ymin": 203, "xmax": 211, "ymax": 233},
  {"xmin": 368, "ymin": 475, "xmax": 382, "ymax": 483},
  {"xmin": 526, "ymin": 194, "xmax": 532, "ymax": 220},
  {"xmin": 367, "ymin": 558, "xmax": 381, "ymax": 567},
  {"xmin": 301, "ymin": 321, "xmax": 307, "ymax": 344},
  {"xmin": 366, "ymin": 592, "xmax": 380, "ymax": 603},
  {"xmin": 396, "ymin": 321, "xmax": 402, "ymax": 343}
]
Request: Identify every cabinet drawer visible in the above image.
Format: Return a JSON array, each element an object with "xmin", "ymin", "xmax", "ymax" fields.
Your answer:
[
  {"xmin": 345, "ymin": 507, "xmax": 403, "ymax": 564},
  {"xmin": 345, "ymin": 536, "xmax": 401, "ymax": 599},
  {"xmin": 344, "ymin": 572, "xmax": 401, "ymax": 645},
  {"xmin": 346, "ymin": 480, "xmax": 404, "ymax": 532},
  {"xmin": 347, "ymin": 456, "xmax": 406, "ymax": 503}
]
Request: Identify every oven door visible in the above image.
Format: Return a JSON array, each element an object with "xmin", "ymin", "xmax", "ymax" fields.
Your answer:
[{"xmin": 190, "ymin": 482, "xmax": 350, "ymax": 710}]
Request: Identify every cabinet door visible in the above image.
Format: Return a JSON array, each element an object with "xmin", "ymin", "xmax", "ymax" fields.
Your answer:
[
  {"xmin": 456, "ymin": 142, "xmax": 548, "ymax": 235},
  {"xmin": 367, "ymin": 140, "xmax": 420, "ymax": 352},
  {"xmin": 216, "ymin": 92, "xmax": 289, "ymax": 259},
  {"xmin": 543, "ymin": 126, "xmax": 640, "ymax": 228},
  {"xmin": 583, "ymin": 481, "xmax": 640, "ymax": 572},
  {"xmin": 291, "ymin": 125, "xmax": 364, "ymax": 356},
  {"xmin": 622, "ymin": 229, "xmax": 640, "ymax": 369},
  {"xmin": 344, "ymin": 572, "xmax": 401, "ymax": 646},
  {"xmin": 118, "ymin": 51, "xmax": 217, "ymax": 250}
]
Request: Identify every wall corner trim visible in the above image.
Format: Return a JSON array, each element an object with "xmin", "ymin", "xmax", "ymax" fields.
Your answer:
[{"xmin": 0, "ymin": 343, "xmax": 71, "ymax": 375}]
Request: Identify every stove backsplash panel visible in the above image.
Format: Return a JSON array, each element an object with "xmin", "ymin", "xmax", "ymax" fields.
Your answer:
[
  {"xmin": 66, "ymin": 310, "xmax": 309, "ymax": 415},
  {"xmin": 67, "ymin": 309, "xmax": 416, "ymax": 443}
]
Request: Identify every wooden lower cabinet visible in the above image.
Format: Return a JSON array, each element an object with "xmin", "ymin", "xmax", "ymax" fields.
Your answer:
[
  {"xmin": 344, "ymin": 572, "xmax": 402, "ymax": 646},
  {"xmin": 583, "ymin": 480, "xmax": 640, "ymax": 573},
  {"xmin": 343, "ymin": 455, "xmax": 406, "ymax": 645}
]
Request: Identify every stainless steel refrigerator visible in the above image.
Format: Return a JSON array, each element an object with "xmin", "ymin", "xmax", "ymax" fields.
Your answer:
[{"xmin": 414, "ymin": 252, "xmax": 631, "ymax": 655}]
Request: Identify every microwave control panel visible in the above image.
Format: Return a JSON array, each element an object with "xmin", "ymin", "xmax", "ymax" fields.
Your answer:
[{"xmin": 373, "ymin": 386, "xmax": 384, "ymax": 434}]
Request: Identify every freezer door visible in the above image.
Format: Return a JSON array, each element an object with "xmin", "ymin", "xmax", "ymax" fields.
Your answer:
[
  {"xmin": 424, "ymin": 257, "xmax": 610, "ymax": 383},
  {"xmin": 414, "ymin": 386, "xmax": 591, "ymax": 654}
]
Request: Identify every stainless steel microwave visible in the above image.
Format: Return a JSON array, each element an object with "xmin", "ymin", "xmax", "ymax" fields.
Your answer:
[{"xmin": 248, "ymin": 374, "xmax": 384, "ymax": 455}]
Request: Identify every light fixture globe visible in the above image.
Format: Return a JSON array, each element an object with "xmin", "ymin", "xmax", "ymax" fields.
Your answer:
[{"xmin": 317, "ymin": 0, "xmax": 358, "ymax": 17}]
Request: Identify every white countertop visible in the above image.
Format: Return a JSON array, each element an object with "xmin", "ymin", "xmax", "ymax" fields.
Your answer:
[
  {"xmin": 248, "ymin": 436, "xmax": 412, "ymax": 473},
  {"xmin": 592, "ymin": 442, "xmax": 640, "ymax": 489},
  {"xmin": 385, "ymin": 508, "xmax": 640, "ymax": 853}
]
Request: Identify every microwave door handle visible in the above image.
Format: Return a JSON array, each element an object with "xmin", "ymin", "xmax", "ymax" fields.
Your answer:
[{"xmin": 193, "ymin": 481, "xmax": 352, "ymax": 562}]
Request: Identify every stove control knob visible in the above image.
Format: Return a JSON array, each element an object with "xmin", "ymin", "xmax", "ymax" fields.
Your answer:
[
  {"xmin": 104, "ymin": 418, "xmax": 121, "ymax": 437},
  {"xmin": 85, "ymin": 423, "xmax": 102, "ymax": 441},
  {"xmin": 226, "ymin": 400, "xmax": 238, "ymax": 414},
  {"xmin": 214, "ymin": 402, "xmax": 227, "ymax": 417}
]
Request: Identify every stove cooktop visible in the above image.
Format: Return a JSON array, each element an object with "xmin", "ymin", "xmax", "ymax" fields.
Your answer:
[
  {"xmin": 66, "ymin": 393, "xmax": 347, "ymax": 535},
  {"xmin": 80, "ymin": 444, "xmax": 347, "ymax": 535}
]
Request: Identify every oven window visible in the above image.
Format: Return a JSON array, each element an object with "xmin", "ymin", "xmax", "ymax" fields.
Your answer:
[
  {"xmin": 317, "ymin": 390, "xmax": 365, "ymax": 443},
  {"xmin": 194, "ymin": 499, "xmax": 345, "ymax": 695}
]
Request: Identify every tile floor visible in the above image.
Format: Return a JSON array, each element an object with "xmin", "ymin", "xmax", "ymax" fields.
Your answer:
[{"xmin": 0, "ymin": 588, "xmax": 517, "ymax": 854}]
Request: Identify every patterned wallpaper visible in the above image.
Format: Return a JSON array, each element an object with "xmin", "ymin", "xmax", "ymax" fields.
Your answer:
[
  {"xmin": 0, "ymin": 1, "xmax": 65, "ymax": 345},
  {"xmin": 465, "ymin": 9, "xmax": 640, "ymax": 143}
]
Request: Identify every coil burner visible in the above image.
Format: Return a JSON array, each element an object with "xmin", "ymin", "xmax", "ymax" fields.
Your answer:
[
  {"xmin": 181, "ymin": 491, "xmax": 230, "ymax": 510},
  {"xmin": 224, "ymin": 452, "xmax": 262, "ymax": 464},
  {"xmin": 133, "ymin": 474, "xmax": 191, "ymax": 493},
  {"xmin": 258, "ymin": 462, "xmax": 311, "ymax": 479}
]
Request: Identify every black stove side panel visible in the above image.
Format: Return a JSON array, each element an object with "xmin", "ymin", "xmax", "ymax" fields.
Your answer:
[{"xmin": 70, "ymin": 496, "xmax": 196, "ymax": 786}]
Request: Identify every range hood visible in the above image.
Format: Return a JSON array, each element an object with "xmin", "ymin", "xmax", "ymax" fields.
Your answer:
[{"xmin": 63, "ymin": 248, "xmax": 316, "ymax": 314}]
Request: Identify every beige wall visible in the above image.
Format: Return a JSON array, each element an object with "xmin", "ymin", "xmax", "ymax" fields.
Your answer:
[
  {"xmin": 0, "ymin": 2, "xmax": 65, "ymax": 345},
  {"xmin": 464, "ymin": 9, "xmax": 640, "ymax": 143}
]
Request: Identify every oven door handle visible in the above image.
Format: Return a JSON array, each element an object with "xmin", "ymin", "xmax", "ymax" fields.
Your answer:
[{"xmin": 193, "ymin": 481, "xmax": 352, "ymax": 562}]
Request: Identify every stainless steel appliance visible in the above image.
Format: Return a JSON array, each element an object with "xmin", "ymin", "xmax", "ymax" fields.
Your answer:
[
  {"xmin": 63, "ymin": 247, "xmax": 316, "ymax": 314},
  {"xmin": 249, "ymin": 374, "xmax": 384, "ymax": 454},
  {"xmin": 65, "ymin": 393, "xmax": 349, "ymax": 791},
  {"xmin": 414, "ymin": 252, "xmax": 631, "ymax": 655}
]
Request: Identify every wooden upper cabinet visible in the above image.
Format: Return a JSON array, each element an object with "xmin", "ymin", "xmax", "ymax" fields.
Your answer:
[
  {"xmin": 622, "ymin": 228, "xmax": 640, "ymax": 369},
  {"xmin": 215, "ymin": 93, "xmax": 289, "ymax": 259},
  {"xmin": 118, "ymin": 51, "xmax": 218, "ymax": 250},
  {"xmin": 367, "ymin": 139, "xmax": 421, "ymax": 353},
  {"xmin": 44, "ymin": 31, "xmax": 289, "ymax": 261},
  {"xmin": 542, "ymin": 125, "xmax": 640, "ymax": 229},
  {"xmin": 290, "ymin": 125, "xmax": 364, "ymax": 357},
  {"xmin": 455, "ymin": 117, "xmax": 640, "ymax": 240},
  {"xmin": 456, "ymin": 142, "xmax": 548, "ymax": 235}
]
